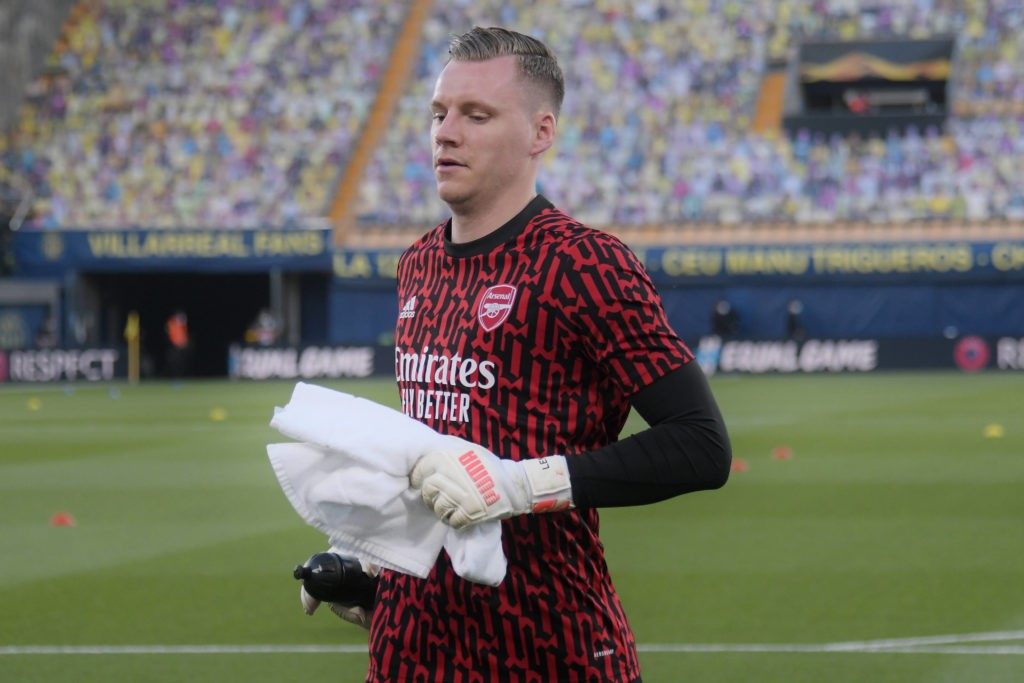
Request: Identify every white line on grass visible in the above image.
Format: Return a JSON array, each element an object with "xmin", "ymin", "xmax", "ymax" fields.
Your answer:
[
  {"xmin": 645, "ymin": 629, "xmax": 1024, "ymax": 654},
  {"xmin": 0, "ymin": 645, "xmax": 366, "ymax": 655},
  {"xmin": 2, "ymin": 631, "xmax": 1023, "ymax": 657}
]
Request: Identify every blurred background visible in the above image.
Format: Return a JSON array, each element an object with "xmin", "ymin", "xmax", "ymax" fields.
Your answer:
[
  {"xmin": 1, "ymin": 0, "xmax": 1022, "ymax": 382},
  {"xmin": 1, "ymin": 4, "xmax": 1023, "ymax": 682}
]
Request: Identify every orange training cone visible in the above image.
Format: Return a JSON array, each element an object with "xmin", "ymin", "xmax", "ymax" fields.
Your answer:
[{"xmin": 50, "ymin": 512, "xmax": 77, "ymax": 527}]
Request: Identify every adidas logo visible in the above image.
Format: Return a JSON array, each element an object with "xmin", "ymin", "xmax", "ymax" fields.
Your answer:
[{"xmin": 399, "ymin": 295, "xmax": 417, "ymax": 319}]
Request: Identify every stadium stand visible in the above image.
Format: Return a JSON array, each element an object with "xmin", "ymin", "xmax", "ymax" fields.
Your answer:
[
  {"xmin": 0, "ymin": 1, "xmax": 77, "ymax": 130},
  {"xmin": 353, "ymin": 0, "xmax": 1024, "ymax": 245},
  {"xmin": 0, "ymin": 0, "xmax": 77, "ymax": 232},
  {"xmin": 1, "ymin": 0, "xmax": 1023, "ymax": 243},
  {"xmin": 2, "ymin": 0, "xmax": 407, "ymax": 230}
]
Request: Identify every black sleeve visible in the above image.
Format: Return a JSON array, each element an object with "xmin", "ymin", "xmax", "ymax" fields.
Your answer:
[{"xmin": 565, "ymin": 360, "xmax": 732, "ymax": 508}]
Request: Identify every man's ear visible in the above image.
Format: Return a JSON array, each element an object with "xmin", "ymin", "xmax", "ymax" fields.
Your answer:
[{"xmin": 531, "ymin": 111, "xmax": 556, "ymax": 157}]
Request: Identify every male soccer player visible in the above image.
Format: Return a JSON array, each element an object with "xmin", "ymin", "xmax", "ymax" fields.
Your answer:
[{"xmin": 331, "ymin": 27, "xmax": 731, "ymax": 682}]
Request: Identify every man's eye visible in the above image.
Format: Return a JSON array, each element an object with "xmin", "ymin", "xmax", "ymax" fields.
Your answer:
[{"xmin": 432, "ymin": 113, "xmax": 445, "ymax": 122}]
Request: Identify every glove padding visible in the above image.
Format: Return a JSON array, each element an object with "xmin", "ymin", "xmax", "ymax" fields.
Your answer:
[
  {"xmin": 300, "ymin": 585, "xmax": 372, "ymax": 629},
  {"xmin": 409, "ymin": 438, "xmax": 573, "ymax": 529}
]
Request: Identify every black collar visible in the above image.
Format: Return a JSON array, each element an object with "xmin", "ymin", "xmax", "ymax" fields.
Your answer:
[{"xmin": 443, "ymin": 195, "xmax": 554, "ymax": 257}]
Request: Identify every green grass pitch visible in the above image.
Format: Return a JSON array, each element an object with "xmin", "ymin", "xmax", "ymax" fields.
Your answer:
[{"xmin": 1, "ymin": 372, "xmax": 1022, "ymax": 682}]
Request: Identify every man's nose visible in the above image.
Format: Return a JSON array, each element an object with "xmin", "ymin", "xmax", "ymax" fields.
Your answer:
[{"xmin": 434, "ymin": 114, "xmax": 460, "ymax": 145}]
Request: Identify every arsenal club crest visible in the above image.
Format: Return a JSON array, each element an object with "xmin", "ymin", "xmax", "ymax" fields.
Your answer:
[{"xmin": 477, "ymin": 284, "xmax": 517, "ymax": 331}]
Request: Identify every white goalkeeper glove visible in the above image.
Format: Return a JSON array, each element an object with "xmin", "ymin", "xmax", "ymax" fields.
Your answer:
[
  {"xmin": 300, "ymin": 585, "xmax": 372, "ymax": 629},
  {"xmin": 409, "ymin": 438, "xmax": 573, "ymax": 529},
  {"xmin": 298, "ymin": 554, "xmax": 379, "ymax": 630}
]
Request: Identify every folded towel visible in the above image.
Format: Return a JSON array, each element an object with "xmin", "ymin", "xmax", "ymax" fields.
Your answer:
[{"xmin": 267, "ymin": 382, "xmax": 506, "ymax": 586}]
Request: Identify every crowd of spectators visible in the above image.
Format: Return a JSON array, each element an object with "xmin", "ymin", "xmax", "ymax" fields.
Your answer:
[
  {"xmin": 1, "ymin": 0, "xmax": 1023, "ymax": 230},
  {"xmin": 0, "ymin": 1, "xmax": 77, "ymax": 130},
  {"xmin": 1, "ymin": 0, "xmax": 405, "ymax": 229},
  {"xmin": 357, "ymin": 0, "xmax": 1024, "ymax": 228}
]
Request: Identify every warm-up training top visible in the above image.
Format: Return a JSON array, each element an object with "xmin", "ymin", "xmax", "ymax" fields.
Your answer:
[{"xmin": 369, "ymin": 195, "xmax": 731, "ymax": 683}]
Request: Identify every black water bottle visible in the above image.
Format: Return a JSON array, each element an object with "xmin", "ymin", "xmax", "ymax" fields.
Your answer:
[{"xmin": 293, "ymin": 552, "xmax": 378, "ymax": 610}]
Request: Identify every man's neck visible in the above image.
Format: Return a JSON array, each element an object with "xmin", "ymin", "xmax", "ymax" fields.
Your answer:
[{"xmin": 449, "ymin": 191, "xmax": 538, "ymax": 244}]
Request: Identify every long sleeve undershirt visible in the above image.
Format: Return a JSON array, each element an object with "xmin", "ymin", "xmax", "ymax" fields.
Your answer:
[{"xmin": 565, "ymin": 360, "xmax": 732, "ymax": 508}]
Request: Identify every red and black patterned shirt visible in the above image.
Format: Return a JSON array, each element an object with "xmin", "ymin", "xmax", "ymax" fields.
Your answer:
[{"xmin": 369, "ymin": 196, "xmax": 698, "ymax": 683}]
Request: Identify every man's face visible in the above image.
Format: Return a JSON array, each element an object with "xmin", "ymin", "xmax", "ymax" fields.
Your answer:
[{"xmin": 430, "ymin": 56, "xmax": 541, "ymax": 213}]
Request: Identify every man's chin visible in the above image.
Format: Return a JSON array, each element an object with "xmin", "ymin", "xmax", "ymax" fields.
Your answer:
[{"xmin": 436, "ymin": 184, "xmax": 468, "ymax": 208}]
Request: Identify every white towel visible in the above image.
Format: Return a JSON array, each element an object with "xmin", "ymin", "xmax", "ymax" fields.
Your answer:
[{"xmin": 267, "ymin": 382, "xmax": 506, "ymax": 586}]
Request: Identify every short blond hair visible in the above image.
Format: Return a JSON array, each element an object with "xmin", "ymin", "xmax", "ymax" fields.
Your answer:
[{"xmin": 447, "ymin": 26, "xmax": 564, "ymax": 117}]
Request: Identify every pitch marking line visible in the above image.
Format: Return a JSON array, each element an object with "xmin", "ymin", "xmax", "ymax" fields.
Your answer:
[
  {"xmin": 2, "ymin": 631, "xmax": 1023, "ymax": 656},
  {"xmin": 645, "ymin": 629, "xmax": 1024, "ymax": 655}
]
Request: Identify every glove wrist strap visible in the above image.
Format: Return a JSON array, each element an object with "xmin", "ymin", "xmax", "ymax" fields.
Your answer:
[{"xmin": 520, "ymin": 455, "xmax": 574, "ymax": 514}]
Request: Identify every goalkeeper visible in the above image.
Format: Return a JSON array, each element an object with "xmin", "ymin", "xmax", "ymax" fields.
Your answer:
[{"xmin": 314, "ymin": 26, "xmax": 732, "ymax": 683}]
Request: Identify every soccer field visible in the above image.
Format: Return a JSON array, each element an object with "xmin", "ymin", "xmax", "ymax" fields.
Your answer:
[{"xmin": 1, "ymin": 372, "xmax": 1022, "ymax": 682}]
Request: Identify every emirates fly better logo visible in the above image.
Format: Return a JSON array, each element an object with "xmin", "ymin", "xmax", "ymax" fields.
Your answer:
[{"xmin": 477, "ymin": 284, "xmax": 517, "ymax": 331}]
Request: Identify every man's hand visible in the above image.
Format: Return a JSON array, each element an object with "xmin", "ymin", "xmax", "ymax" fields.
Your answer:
[
  {"xmin": 296, "ymin": 552, "xmax": 378, "ymax": 630},
  {"xmin": 409, "ymin": 439, "xmax": 573, "ymax": 529},
  {"xmin": 329, "ymin": 600, "xmax": 372, "ymax": 629},
  {"xmin": 300, "ymin": 585, "xmax": 372, "ymax": 629}
]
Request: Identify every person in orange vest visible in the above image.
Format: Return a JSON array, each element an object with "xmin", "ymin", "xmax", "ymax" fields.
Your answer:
[{"xmin": 165, "ymin": 310, "xmax": 190, "ymax": 378}]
